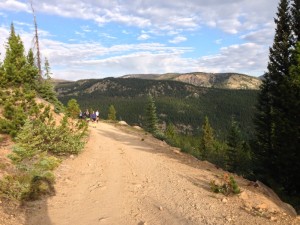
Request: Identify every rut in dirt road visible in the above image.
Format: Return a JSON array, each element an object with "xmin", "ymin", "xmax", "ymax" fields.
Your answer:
[{"xmin": 25, "ymin": 122, "xmax": 296, "ymax": 225}]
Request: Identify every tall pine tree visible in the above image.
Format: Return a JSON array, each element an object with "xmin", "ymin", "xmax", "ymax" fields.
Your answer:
[
  {"xmin": 278, "ymin": 41, "xmax": 300, "ymax": 195},
  {"xmin": 24, "ymin": 49, "xmax": 39, "ymax": 86},
  {"xmin": 3, "ymin": 23, "xmax": 27, "ymax": 86},
  {"xmin": 291, "ymin": 0, "xmax": 300, "ymax": 43},
  {"xmin": 200, "ymin": 116, "xmax": 215, "ymax": 159},
  {"xmin": 255, "ymin": 0, "xmax": 300, "ymax": 201},
  {"xmin": 108, "ymin": 105, "xmax": 117, "ymax": 121},
  {"xmin": 145, "ymin": 94, "xmax": 158, "ymax": 134},
  {"xmin": 254, "ymin": 0, "xmax": 292, "ymax": 185}
]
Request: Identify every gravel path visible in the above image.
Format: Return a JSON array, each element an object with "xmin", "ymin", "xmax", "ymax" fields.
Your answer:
[{"xmin": 23, "ymin": 122, "xmax": 298, "ymax": 225}]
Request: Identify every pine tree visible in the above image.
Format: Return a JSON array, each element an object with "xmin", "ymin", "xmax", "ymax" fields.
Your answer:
[
  {"xmin": 291, "ymin": 0, "xmax": 300, "ymax": 42},
  {"xmin": 36, "ymin": 58, "xmax": 63, "ymax": 112},
  {"xmin": 108, "ymin": 105, "xmax": 117, "ymax": 121},
  {"xmin": 227, "ymin": 118, "xmax": 242, "ymax": 172},
  {"xmin": 271, "ymin": 1, "xmax": 300, "ymax": 195},
  {"xmin": 254, "ymin": 0, "xmax": 292, "ymax": 181},
  {"xmin": 24, "ymin": 49, "xmax": 39, "ymax": 86},
  {"xmin": 227, "ymin": 118, "xmax": 252, "ymax": 176},
  {"xmin": 278, "ymin": 41, "xmax": 300, "ymax": 194},
  {"xmin": 253, "ymin": 75, "xmax": 273, "ymax": 175},
  {"xmin": 145, "ymin": 94, "xmax": 158, "ymax": 134},
  {"xmin": 254, "ymin": 0, "xmax": 300, "ymax": 199},
  {"xmin": 43, "ymin": 57, "xmax": 52, "ymax": 79},
  {"xmin": 3, "ymin": 23, "xmax": 27, "ymax": 85},
  {"xmin": 200, "ymin": 116, "xmax": 215, "ymax": 159},
  {"xmin": 66, "ymin": 99, "xmax": 80, "ymax": 119},
  {"xmin": 165, "ymin": 123, "xmax": 176, "ymax": 140}
]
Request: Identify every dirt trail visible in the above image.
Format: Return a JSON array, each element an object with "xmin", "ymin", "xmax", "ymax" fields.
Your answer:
[{"xmin": 24, "ymin": 122, "xmax": 298, "ymax": 225}]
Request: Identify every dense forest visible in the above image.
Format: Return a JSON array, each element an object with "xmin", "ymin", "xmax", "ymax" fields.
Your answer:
[{"xmin": 56, "ymin": 78, "xmax": 258, "ymax": 140}]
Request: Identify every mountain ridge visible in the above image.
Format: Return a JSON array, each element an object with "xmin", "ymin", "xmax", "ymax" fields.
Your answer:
[{"xmin": 121, "ymin": 72, "xmax": 262, "ymax": 90}]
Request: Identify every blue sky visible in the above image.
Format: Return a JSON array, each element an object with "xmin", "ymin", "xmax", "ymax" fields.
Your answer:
[{"xmin": 0, "ymin": 0, "xmax": 278, "ymax": 80}]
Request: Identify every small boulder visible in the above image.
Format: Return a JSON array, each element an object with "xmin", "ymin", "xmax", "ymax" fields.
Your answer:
[{"xmin": 118, "ymin": 121, "xmax": 128, "ymax": 126}]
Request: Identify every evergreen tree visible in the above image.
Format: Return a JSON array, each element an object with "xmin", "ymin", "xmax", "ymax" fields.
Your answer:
[
  {"xmin": 291, "ymin": 0, "xmax": 300, "ymax": 42},
  {"xmin": 165, "ymin": 123, "xmax": 176, "ymax": 140},
  {"xmin": 37, "ymin": 58, "xmax": 63, "ymax": 112},
  {"xmin": 277, "ymin": 41, "xmax": 300, "ymax": 195},
  {"xmin": 145, "ymin": 94, "xmax": 158, "ymax": 134},
  {"xmin": 108, "ymin": 105, "xmax": 117, "ymax": 121},
  {"xmin": 227, "ymin": 118, "xmax": 252, "ymax": 176},
  {"xmin": 254, "ymin": 0, "xmax": 300, "ymax": 199},
  {"xmin": 227, "ymin": 118, "xmax": 242, "ymax": 172},
  {"xmin": 24, "ymin": 49, "xmax": 39, "ymax": 86},
  {"xmin": 200, "ymin": 116, "xmax": 215, "ymax": 159},
  {"xmin": 66, "ymin": 99, "xmax": 80, "ymax": 119},
  {"xmin": 43, "ymin": 57, "xmax": 52, "ymax": 79},
  {"xmin": 3, "ymin": 23, "xmax": 27, "ymax": 85},
  {"xmin": 254, "ymin": 0, "xmax": 292, "ymax": 180},
  {"xmin": 165, "ymin": 123, "xmax": 179, "ymax": 146}
]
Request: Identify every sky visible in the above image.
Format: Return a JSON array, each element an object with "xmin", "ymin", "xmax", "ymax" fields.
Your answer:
[{"xmin": 0, "ymin": 0, "xmax": 279, "ymax": 81}]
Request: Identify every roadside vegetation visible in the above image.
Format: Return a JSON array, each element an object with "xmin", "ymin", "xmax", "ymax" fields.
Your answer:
[{"xmin": 0, "ymin": 24, "xmax": 87, "ymax": 201}]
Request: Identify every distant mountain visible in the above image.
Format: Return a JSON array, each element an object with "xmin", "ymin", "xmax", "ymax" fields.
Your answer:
[
  {"xmin": 121, "ymin": 72, "xmax": 262, "ymax": 90},
  {"xmin": 51, "ymin": 78, "xmax": 73, "ymax": 84}
]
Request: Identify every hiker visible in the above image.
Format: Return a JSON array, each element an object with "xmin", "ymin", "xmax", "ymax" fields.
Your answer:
[
  {"xmin": 85, "ymin": 109, "xmax": 90, "ymax": 122},
  {"xmin": 79, "ymin": 110, "xmax": 83, "ymax": 119},
  {"xmin": 96, "ymin": 110, "xmax": 99, "ymax": 123},
  {"xmin": 91, "ymin": 111, "xmax": 97, "ymax": 122}
]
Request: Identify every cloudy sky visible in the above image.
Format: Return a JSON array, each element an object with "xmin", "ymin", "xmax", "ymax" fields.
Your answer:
[{"xmin": 0, "ymin": 0, "xmax": 278, "ymax": 80}]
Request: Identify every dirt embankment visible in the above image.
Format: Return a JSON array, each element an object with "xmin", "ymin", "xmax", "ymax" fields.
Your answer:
[{"xmin": 1, "ymin": 122, "xmax": 299, "ymax": 225}]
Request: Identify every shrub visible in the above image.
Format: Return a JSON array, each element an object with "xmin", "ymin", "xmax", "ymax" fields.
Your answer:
[
  {"xmin": 153, "ymin": 131, "xmax": 165, "ymax": 141},
  {"xmin": 108, "ymin": 105, "xmax": 117, "ymax": 121},
  {"xmin": 0, "ymin": 174, "xmax": 29, "ymax": 200},
  {"xmin": 210, "ymin": 173, "xmax": 240, "ymax": 195}
]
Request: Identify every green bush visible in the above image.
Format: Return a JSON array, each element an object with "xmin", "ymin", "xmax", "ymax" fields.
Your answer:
[
  {"xmin": 0, "ymin": 174, "xmax": 31, "ymax": 200},
  {"xmin": 2, "ymin": 110, "xmax": 86, "ymax": 200},
  {"xmin": 210, "ymin": 173, "xmax": 240, "ymax": 195},
  {"xmin": 12, "ymin": 116, "xmax": 86, "ymax": 156}
]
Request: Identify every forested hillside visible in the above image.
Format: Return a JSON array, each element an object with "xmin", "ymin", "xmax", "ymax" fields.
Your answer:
[{"xmin": 56, "ymin": 77, "xmax": 258, "ymax": 139}]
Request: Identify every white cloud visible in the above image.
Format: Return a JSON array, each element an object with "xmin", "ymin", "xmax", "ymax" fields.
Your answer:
[
  {"xmin": 240, "ymin": 23, "xmax": 275, "ymax": 45},
  {"xmin": 99, "ymin": 33, "xmax": 117, "ymax": 39},
  {"xmin": 0, "ymin": 1, "xmax": 279, "ymax": 79},
  {"xmin": 137, "ymin": 34, "xmax": 150, "ymax": 41},
  {"xmin": 169, "ymin": 36, "xmax": 187, "ymax": 44},
  {"xmin": 0, "ymin": 0, "xmax": 279, "ymax": 34},
  {"xmin": 80, "ymin": 25, "xmax": 92, "ymax": 33},
  {"xmin": 197, "ymin": 43, "xmax": 268, "ymax": 76},
  {"xmin": 0, "ymin": 0, "xmax": 29, "ymax": 12},
  {"xmin": 215, "ymin": 39, "xmax": 222, "ymax": 45},
  {"xmin": 0, "ymin": 23, "xmax": 268, "ymax": 80},
  {"xmin": 0, "ymin": 12, "xmax": 7, "ymax": 17}
]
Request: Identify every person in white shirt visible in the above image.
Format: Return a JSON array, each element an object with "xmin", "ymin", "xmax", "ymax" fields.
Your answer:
[{"xmin": 96, "ymin": 110, "xmax": 99, "ymax": 122}]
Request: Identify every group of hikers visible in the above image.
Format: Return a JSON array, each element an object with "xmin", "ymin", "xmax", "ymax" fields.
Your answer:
[{"xmin": 79, "ymin": 109, "xmax": 100, "ymax": 123}]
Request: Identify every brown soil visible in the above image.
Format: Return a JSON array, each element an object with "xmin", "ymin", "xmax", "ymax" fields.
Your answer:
[{"xmin": 1, "ymin": 122, "xmax": 300, "ymax": 225}]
